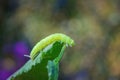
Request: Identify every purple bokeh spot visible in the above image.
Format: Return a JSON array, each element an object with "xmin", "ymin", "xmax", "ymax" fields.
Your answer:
[
  {"xmin": 0, "ymin": 41, "xmax": 31, "ymax": 80},
  {"xmin": 0, "ymin": 70, "xmax": 12, "ymax": 80},
  {"xmin": 14, "ymin": 41, "xmax": 29, "ymax": 56}
]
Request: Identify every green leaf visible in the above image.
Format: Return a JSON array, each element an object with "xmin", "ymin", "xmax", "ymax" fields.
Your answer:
[
  {"xmin": 7, "ymin": 41, "xmax": 67, "ymax": 80},
  {"xmin": 7, "ymin": 33, "xmax": 74, "ymax": 80}
]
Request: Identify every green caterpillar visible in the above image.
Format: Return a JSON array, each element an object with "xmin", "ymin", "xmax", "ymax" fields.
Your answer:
[{"xmin": 29, "ymin": 33, "xmax": 74, "ymax": 60}]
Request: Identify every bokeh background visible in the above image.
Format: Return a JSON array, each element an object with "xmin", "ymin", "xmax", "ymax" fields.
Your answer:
[{"xmin": 0, "ymin": 0, "xmax": 120, "ymax": 80}]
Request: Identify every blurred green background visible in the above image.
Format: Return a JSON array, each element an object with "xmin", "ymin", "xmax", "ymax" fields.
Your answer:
[{"xmin": 0, "ymin": 0, "xmax": 120, "ymax": 80}]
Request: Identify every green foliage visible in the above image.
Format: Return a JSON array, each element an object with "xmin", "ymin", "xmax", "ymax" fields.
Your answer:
[{"xmin": 7, "ymin": 34, "xmax": 74, "ymax": 80}]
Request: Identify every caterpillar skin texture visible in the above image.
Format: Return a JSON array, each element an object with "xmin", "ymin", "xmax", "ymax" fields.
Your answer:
[{"xmin": 30, "ymin": 33, "xmax": 74, "ymax": 60}]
